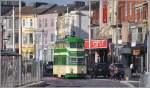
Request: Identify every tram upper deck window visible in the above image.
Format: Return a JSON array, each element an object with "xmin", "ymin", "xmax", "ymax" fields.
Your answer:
[
  {"xmin": 70, "ymin": 43, "xmax": 76, "ymax": 48},
  {"xmin": 70, "ymin": 43, "xmax": 83, "ymax": 48}
]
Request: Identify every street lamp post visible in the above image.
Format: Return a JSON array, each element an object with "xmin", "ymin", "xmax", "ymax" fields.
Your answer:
[{"xmin": 88, "ymin": 0, "xmax": 91, "ymax": 68}]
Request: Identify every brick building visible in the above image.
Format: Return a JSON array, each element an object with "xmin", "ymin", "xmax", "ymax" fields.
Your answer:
[{"xmin": 118, "ymin": 0, "xmax": 148, "ymax": 73}]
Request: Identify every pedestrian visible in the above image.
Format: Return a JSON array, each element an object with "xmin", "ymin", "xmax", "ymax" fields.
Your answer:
[
  {"xmin": 130, "ymin": 63, "xmax": 134, "ymax": 76},
  {"xmin": 109, "ymin": 64, "xmax": 115, "ymax": 80},
  {"xmin": 114, "ymin": 66, "xmax": 118, "ymax": 80}
]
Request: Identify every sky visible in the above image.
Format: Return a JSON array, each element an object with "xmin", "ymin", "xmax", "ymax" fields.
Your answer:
[{"xmin": 23, "ymin": 0, "xmax": 87, "ymax": 5}]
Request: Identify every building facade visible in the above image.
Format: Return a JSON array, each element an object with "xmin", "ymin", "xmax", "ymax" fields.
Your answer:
[{"xmin": 36, "ymin": 13, "xmax": 57, "ymax": 63}]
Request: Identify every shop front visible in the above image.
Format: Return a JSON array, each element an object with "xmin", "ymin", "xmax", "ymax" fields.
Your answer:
[
  {"xmin": 84, "ymin": 39, "xmax": 109, "ymax": 71},
  {"xmin": 131, "ymin": 44, "xmax": 145, "ymax": 73}
]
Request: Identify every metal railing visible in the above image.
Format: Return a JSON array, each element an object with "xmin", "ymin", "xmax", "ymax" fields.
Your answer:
[{"xmin": 0, "ymin": 52, "xmax": 43, "ymax": 87}]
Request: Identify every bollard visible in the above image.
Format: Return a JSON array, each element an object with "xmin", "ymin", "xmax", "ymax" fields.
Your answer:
[{"xmin": 144, "ymin": 72, "xmax": 150, "ymax": 87}]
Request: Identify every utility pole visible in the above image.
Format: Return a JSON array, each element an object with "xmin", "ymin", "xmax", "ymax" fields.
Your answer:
[
  {"xmin": 0, "ymin": 0, "xmax": 1, "ymax": 87},
  {"xmin": 88, "ymin": 0, "xmax": 91, "ymax": 67},
  {"xmin": 18, "ymin": 0, "xmax": 22, "ymax": 86},
  {"xmin": 13, "ymin": 6, "xmax": 15, "ymax": 52},
  {"xmin": 147, "ymin": 0, "xmax": 150, "ymax": 72}
]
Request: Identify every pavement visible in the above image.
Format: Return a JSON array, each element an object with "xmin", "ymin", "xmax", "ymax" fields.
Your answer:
[
  {"xmin": 18, "ymin": 81, "xmax": 46, "ymax": 88},
  {"xmin": 120, "ymin": 74, "xmax": 144, "ymax": 88}
]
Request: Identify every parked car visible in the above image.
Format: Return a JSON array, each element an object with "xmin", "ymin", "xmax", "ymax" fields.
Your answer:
[
  {"xmin": 91, "ymin": 63, "xmax": 110, "ymax": 78},
  {"xmin": 43, "ymin": 62, "xmax": 53, "ymax": 76}
]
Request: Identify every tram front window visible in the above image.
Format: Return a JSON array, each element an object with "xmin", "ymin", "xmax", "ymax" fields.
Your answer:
[
  {"xmin": 70, "ymin": 58, "xmax": 77, "ymax": 64},
  {"xmin": 77, "ymin": 43, "xmax": 83, "ymax": 48},
  {"xmin": 70, "ymin": 43, "xmax": 76, "ymax": 48},
  {"xmin": 70, "ymin": 43, "xmax": 83, "ymax": 48},
  {"xmin": 70, "ymin": 58, "xmax": 85, "ymax": 65},
  {"xmin": 77, "ymin": 58, "xmax": 85, "ymax": 65}
]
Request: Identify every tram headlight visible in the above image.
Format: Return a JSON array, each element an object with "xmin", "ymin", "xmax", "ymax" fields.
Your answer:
[
  {"xmin": 81, "ymin": 68, "xmax": 84, "ymax": 73},
  {"xmin": 70, "ymin": 68, "xmax": 74, "ymax": 74}
]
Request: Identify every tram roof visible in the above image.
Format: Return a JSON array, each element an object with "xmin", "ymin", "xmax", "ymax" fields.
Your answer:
[
  {"xmin": 56, "ymin": 37, "xmax": 84, "ymax": 43},
  {"xmin": 64, "ymin": 36, "xmax": 84, "ymax": 43}
]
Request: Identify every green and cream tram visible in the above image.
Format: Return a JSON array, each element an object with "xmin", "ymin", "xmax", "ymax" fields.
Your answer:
[{"xmin": 53, "ymin": 36, "xmax": 86, "ymax": 78}]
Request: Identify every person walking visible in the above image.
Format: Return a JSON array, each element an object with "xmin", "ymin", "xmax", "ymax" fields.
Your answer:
[
  {"xmin": 109, "ymin": 64, "xmax": 115, "ymax": 80},
  {"xmin": 130, "ymin": 63, "xmax": 134, "ymax": 76}
]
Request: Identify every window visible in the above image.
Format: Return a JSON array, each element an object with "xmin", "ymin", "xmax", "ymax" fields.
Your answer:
[
  {"xmin": 54, "ymin": 55, "xmax": 66, "ymax": 65},
  {"xmin": 29, "ymin": 52, "xmax": 33, "ymax": 59},
  {"xmin": 30, "ymin": 19, "xmax": 33, "ymax": 27},
  {"xmin": 140, "ymin": 7, "xmax": 143, "ymax": 21},
  {"xmin": 129, "ymin": 2, "xmax": 132, "ymax": 16},
  {"xmin": 51, "ymin": 33, "xmax": 54, "ymax": 42},
  {"xmin": 138, "ymin": 27, "xmax": 142, "ymax": 42},
  {"xmin": 70, "ymin": 58, "xmax": 77, "ymax": 64},
  {"xmin": 8, "ymin": 19, "xmax": 12, "ymax": 28},
  {"xmin": 29, "ymin": 33, "xmax": 33, "ymax": 44},
  {"xmin": 77, "ymin": 58, "xmax": 85, "ymax": 65},
  {"xmin": 15, "ymin": 19, "xmax": 19, "ymax": 29},
  {"xmin": 45, "ymin": 19, "xmax": 48, "ymax": 27},
  {"xmin": 77, "ymin": 43, "xmax": 83, "ymax": 48},
  {"xmin": 135, "ymin": 6, "xmax": 137, "ymax": 22},
  {"xmin": 125, "ymin": 0, "xmax": 128, "ymax": 16},
  {"xmin": 23, "ymin": 35, "xmax": 28, "ymax": 44},
  {"xmin": 45, "ymin": 33, "xmax": 48, "ymax": 44},
  {"xmin": 70, "ymin": 43, "xmax": 76, "ymax": 48},
  {"xmin": 51, "ymin": 18, "xmax": 54, "ymax": 26},
  {"xmin": 15, "ymin": 33, "xmax": 19, "ymax": 43},
  {"xmin": 8, "ymin": 33, "xmax": 13, "ymax": 45},
  {"xmin": 119, "ymin": 29, "xmax": 122, "ymax": 40},
  {"xmin": 39, "ymin": 19, "xmax": 42, "ymax": 28},
  {"xmin": 131, "ymin": 28, "xmax": 138, "ymax": 42},
  {"xmin": 23, "ymin": 19, "xmax": 25, "ymax": 27}
]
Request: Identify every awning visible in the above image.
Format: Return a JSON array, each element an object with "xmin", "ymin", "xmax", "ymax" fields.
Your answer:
[{"xmin": 119, "ymin": 47, "xmax": 131, "ymax": 55}]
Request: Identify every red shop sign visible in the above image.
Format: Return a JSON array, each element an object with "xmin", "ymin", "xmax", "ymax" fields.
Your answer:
[{"xmin": 84, "ymin": 40, "xmax": 108, "ymax": 49}]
